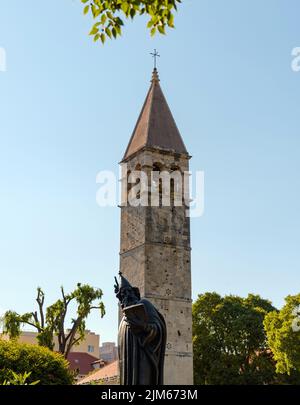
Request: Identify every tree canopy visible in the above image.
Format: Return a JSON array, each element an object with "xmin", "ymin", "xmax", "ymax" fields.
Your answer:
[
  {"xmin": 192, "ymin": 292, "xmax": 277, "ymax": 385},
  {"xmin": 2, "ymin": 283, "xmax": 105, "ymax": 358},
  {"xmin": 82, "ymin": 0, "xmax": 181, "ymax": 43},
  {"xmin": 264, "ymin": 294, "xmax": 300, "ymax": 376}
]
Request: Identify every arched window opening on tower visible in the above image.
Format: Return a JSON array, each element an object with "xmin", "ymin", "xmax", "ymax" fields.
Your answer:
[{"xmin": 152, "ymin": 162, "xmax": 163, "ymax": 206}]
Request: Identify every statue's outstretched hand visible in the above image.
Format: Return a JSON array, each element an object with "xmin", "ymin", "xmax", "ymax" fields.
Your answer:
[{"xmin": 114, "ymin": 276, "xmax": 120, "ymax": 295}]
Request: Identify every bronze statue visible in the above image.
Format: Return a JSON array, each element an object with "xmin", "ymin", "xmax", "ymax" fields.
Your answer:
[{"xmin": 115, "ymin": 273, "xmax": 167, "ymax": 385}]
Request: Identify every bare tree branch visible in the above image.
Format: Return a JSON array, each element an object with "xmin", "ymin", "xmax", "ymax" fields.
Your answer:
[{"xmin": 36, "ymin": 288, "xmax": 45, "ymax": 329}]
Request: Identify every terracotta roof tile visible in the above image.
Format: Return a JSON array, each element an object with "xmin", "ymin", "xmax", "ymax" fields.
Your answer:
[{"xmin": 77, "ymin": 360, "xmax": 119, "ymax": 385}]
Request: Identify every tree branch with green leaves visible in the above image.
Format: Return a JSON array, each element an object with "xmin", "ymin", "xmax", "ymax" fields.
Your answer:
[
  {"xmin": 82, "ymin": 0, "xmax": 181, "ymax": 44},
  {"xmin": 2, "ymin": 283, "xmax": 105, "ymax": 358}
]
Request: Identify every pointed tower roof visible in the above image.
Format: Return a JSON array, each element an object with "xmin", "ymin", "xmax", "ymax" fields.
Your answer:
[{"xmin": 122, "ymin": 69, "xmax": 188, "ymax": 161}]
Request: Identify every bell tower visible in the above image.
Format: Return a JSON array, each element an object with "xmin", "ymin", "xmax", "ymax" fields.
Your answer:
[{"xmin": 119, "ymin": 69, "xmax": 193, "ymax": 385}]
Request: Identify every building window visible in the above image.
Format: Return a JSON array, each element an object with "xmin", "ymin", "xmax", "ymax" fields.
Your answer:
[{"xmin": 88, "ymin": 345, "xmax": 94, "ymax": 353}]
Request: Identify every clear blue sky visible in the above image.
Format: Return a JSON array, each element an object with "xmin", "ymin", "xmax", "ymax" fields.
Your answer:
[{"xmin": 0, "ymin": 1, "xmax": 300, "ymax": 343}]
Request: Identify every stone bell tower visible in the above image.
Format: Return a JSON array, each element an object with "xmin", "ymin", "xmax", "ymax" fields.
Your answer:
[{"xmin": 119, "ymin": 69, "xmax": 193, "ymax": 385}]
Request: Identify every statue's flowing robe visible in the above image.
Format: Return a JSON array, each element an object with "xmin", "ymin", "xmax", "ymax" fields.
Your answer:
[{"xmin": 118, "ymin": 298, "xmax": 166, "ymax": 385}]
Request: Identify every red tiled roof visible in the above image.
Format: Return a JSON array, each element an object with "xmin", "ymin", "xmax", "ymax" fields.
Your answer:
[
  {"xmin": 67, "ymin": 352, "xmax": 99, "ymax": 376},
  {"xmin": 77, "ymin": 360, "xmax": 119, "ymax": 385}
]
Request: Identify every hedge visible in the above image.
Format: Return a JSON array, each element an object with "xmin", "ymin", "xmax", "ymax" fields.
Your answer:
[{"xmin": 0, "ymin": 340, "xmax": 73, "ymax": 385}]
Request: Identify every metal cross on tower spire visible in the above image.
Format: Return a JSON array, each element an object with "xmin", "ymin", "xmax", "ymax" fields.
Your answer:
[{"xmin": 150, "ymin": 49, "xmax": 160, "ymax": 69}]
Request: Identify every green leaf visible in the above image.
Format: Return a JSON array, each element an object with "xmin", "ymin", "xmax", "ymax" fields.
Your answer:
[
  {"xmin": 121, "ymin": 2, "xmax": 129, "ymax": 14},
  {"xmin": 105, "ymin": 27, "xmax": 112, "ymax": 39},
  {"xmin": 91, "ymin": 4, "xmax": 97, "ymax": 17},
  {"xmin": 147, "ymin": 20, "xmax": 154, "ymax": 29},
  {"xmin": 83, "ymin": 5, "xmax": 89, "ymax": 15},
  {"xmin": 116, "ymin": 17, "xmax": 124, "ymax": 26},
  {"xmin": 158, "ymin": 25, "xmax": 166, "ymax": 35},
  {"xmin": 168, "ymin": 14, "xmax": 174, "ymax": 28},
  {"xmin": 94, "ymin": 8, "xmax": 101, "ymax": 17},
  {"xmin": 115, "ymin": 25, "xmax": 121, "ymax": 35},
  {"xmin": 100, "ymin": 33, "xmax": 106, "ymax": 44},
  {"xmin": 130, "ymin": 8, "xmax": 136, "ymax": 19},
  {"xmin": 89, "ymin": 26, "xmax": 99, "ymax": 36}
]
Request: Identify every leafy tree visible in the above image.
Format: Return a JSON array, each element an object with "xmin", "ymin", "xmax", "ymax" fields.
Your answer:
[
  {"xmin": 264, "ymin": 294, "xmax": 300, "ymax": 377},
  {"xmin": 193, "ymin": 292, "xmax": 277, "ymax": 385},
  {"xmin": 0, "ymin": 340, "xmax": 73, "ymax": 385},
  {"xmin": 2, "ymin": 283, "xmax": 105, "ymax": 358},
  {"xmin": 82, "ymin": 0, "xmax": 181, "ymax": 43}
]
